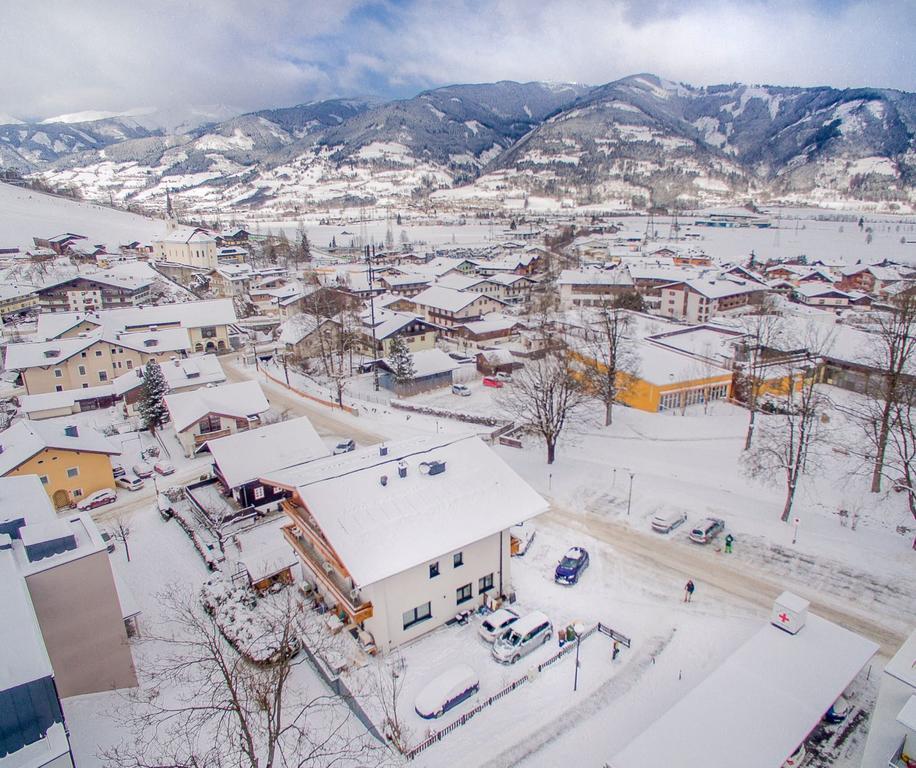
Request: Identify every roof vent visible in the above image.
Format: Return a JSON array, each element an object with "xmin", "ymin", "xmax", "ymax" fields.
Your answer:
[
  {"xmin": 379, "ymin": 445, "xmax": 388, "ymax": 456},
  {"xmin": 44, "ymin": 349, "xmax": 61, "ymax": 358},
  {"xmin": 144, "ymin": 339, "xmax": 159, "ymax": 347},
  {"xmin": 397, "ymin": 461, "xmax": 408, "ymax": 478},
  {"xmin": 150, "ymin": 325, "xmax": 158, "ymax": 332},
  {"xmin": 419, "ymin": 460, "xmax": 446, "ymax": 476},
  {"xmin": 64, "ymin": 425, "xmax": 78, "ymax": 437},
  {"xmin": 379, "ymin": 475, "xmax": 388, "ymax": 487}
]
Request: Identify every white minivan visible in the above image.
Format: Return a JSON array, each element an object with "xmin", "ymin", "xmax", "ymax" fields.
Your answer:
[{"xmin": 492, "ymin": 611, "xmax": 553, "ymax": 664}]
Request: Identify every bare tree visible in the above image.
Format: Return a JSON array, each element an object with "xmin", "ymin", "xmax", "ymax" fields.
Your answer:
[
  {"xmin": 500, "ymin": 349, "xmax": 589, "ymax": 464},
  {"xmin": 882, "ymin": 376, "xmax": 916, "ymax": 524},
  {"xmin": 743, "ymin": 327, "xmax": 834, "ymax": 522},
  {"xmin": 861, "ymin": 293, "xmax": 916, "ymax": 492},
  {"xmin": 735, "ymin": 298, "xmax": 785, "ymax": 450},
  {"xmin": 577, "ymin": 304, "xmax": 639, "ymax": 426},
  {"xmin": 369, "ymin": 653, "xmax": 411, "ymax": 753},
  {"xmin": 103, "ymin": 587, "xmax": 378, "ymax": 768},
  {"xmin": 109, "ymin": 516, "xmax": 131, "ymax": 562}
]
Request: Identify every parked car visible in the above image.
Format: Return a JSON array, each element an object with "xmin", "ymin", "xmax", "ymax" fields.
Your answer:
[
  {"xmin": 782, "ymin": 743, "xmax": 807, "ymax": 767},
  {"xmin": 478, "ymin": 608, "xmax": 520, "ymax": 644},
  {"xmin": 333, "ymin": 439, "xmax": 356, "ymax": 455},
  {"xmin": 414, "ymin": 664, "xmax": 480, "ymax": 719},
  {"xmin": 492, "ymin": 611, "xmax": 553, "ymax": 664},
  {"xmin": 76, "ymin": 488, "xmax": 117, "ymax": 511},
  {"xmin": 495, "ymin": 371, "xmax": 513, "ymax": 382},
  {"xmin": 100, "ymin": 531, "xmax": 115, "ymax": 554},
  {"xmin": 451, "ymin": 384, "xmax": 472, "ymax": 396},
  {"xmin": 154, "ymin": 461, "xmax": 175, "ymax": 476},
  {"xmin": 651, "ymin": 510, "xmax": 688, "ymax": 534},
  {"xmin": 689, "ymin": 517, "xmax": 725, "ymax": 544},
  {"xmin": 132, "ymin": 462, "xmax": 154, "ymax": 478},
  {"xmin": 116, "ymin": 475, "xmax": 145, "ymax": 491},
  {"xmin": 554, "ymin": 547, "xmax": 590, "ymax": 585},
  {"xmin": 111, "ymin": 464, "xmax": 126, "ymax": 479},
  {"xmin": 482, "ymin": 376, "xmax": 504, "ymax": 388},
  {"xmin": 825, "ymin": 695, "xmax": 851, "ymax": 724}
]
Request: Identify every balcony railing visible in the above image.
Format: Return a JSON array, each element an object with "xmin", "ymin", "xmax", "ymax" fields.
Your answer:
[
  {"xmin": 195, "ymin": 428, "xmax": 231, "ymax": 445},
  {"xmin": 281, "ymin": 522, "xmax": 373, "ymax": 623}
]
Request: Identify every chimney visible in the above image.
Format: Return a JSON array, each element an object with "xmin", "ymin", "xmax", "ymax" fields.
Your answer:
[
  {"xmin": 64, "ymin": 425, "xmax": 78, "ymax": 438},
  {"xmin": 771, "ymin": 591, "xmax": 808, "ymax": 635},
  {"xmin": 397, "ymin": 460, "xmax": 408, "ymax": 478},
  {"xmin": 379, "ymin": 475, "xmax": 388, "ymax": 487},
  {"xmin": 379, "ymin": 445, "xmax": 388, "ymax": 456}
]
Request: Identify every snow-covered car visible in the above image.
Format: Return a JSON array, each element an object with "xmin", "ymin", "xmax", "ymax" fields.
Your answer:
[
  {"xmin": 451, "ymin": 384, "xmax": 472, "ymax": 396},
  {"xmin": 651, "ymin": 510, "xmax": 687, "ymax": 534},
  {"xmin": 782, "ymin": 743, "xmax": 807, "ymax": 767},
  {"xmin": 154, "ymin": 461, "xmax": 175, "ymax": 476},
  {"xmin": 492, "ymin": 611, "xmax": 553, "ymax": 664},
  {"xmin": 333, "ymin": 439, "xmax": 356, "ymax": 455},
  {"xmin": 824, "ymin": 695, "xmax": 851, "ymax": 724},
  {"xmin": 478, "ymin": 608, "xmax": 520, "ymax": 643},
  {"xmin": 495, "ymin": 371, "xmax": 513, "ymax": 382},
  {"xmin": 414, "ymin": 664, "xmax": 479, "ymax": 719},
  {"xmin": 76, "ymin": 488, "xmax": 117, "ymax": 511},
  {"xmin": 554, "ymin": 547, "xmax": 589, "ymax": 585},
  {"xmin": 116, "ymin": 475, "xmax": 144, "ymax": 491},
  {"xmin": 132, "ymin": 462, "xmax": 154, "ymax": 478},
  {"xmin": 689, "ymin": 517, "xmax": 725, "ymax": 544},
  {"xmin": 111, "ymin": 464, "xmax": 126, "ymax": 479}
]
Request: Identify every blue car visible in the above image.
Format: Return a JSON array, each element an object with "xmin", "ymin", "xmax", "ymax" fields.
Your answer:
[{"xmin": 554, "ymin": 547, "xmax": 589, "ymax": 585}]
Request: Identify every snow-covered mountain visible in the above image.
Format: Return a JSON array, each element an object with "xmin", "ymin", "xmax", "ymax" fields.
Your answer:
[{"xmin": 9, "ymin": 75, "xmax": 916, "ymax": 213}]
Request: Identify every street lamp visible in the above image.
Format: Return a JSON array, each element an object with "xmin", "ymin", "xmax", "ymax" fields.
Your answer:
[
  {"xmin": 626, "ymin": 472, "xmax": 635, "ymax": 516},
  {"xmin": 573, "ymin": 633, "xmax": 581, "ymax": 692}
]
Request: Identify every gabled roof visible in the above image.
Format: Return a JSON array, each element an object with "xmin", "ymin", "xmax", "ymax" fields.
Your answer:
[
  {"xmin": 665, "ymin": 276, "xmax": 766, "ymax": 299},
  {"xmin": 0, "ymin": 421, "xmax": 119, "ymax": 476},
  {"xmin": 379, "ymin": 348, "xmax": 459, "ymax": 378},
  {"xmin": 793, "ymin": 283, "xmax": 851, "ymax": 299},
  {"xmin": 412, "ymin": 286, "xmax": 494, "ymax": 312},
  {"xmin": 558, "ymin": 268, "xmax": 633, "ymax": 287},
  {"xmin": 208, "ymin": 416, "xmax": 328, "ymax": 488},
  {"xmin": 279, "ymin": 313, "xmax": 339, "ymax": 345},
  {"xmin": 113, "ymin": 354, "xmax": 226, "ymax": 395},
  {"xmin": 165, "ymin": 381, "xmax": 270, "ymax": 433},
  {"xmin": 262, "ymin": 435, "xmax": 548, "ymax": 587}
]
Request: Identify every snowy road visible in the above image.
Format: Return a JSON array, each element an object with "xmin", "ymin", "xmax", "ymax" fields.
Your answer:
[{"xmin": 547, "ymin": 506, "xmax": 909, "ymax": 656}]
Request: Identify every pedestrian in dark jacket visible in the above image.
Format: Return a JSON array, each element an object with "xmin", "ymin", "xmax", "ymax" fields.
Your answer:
[
  {"xmin": 725, "ymin": 534, "xmax": 734, "ymax": 554},
  {"xmin": 684, "ymin": 579, "xmax": 695, "ymax": 602}
]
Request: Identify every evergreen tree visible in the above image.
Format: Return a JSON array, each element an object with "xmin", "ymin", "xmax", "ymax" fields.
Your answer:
[
  {"xmin": 138, "ymin": 359, "xmax": 169, "ymax": 433},
  {"xmin": 387, "ymin": 336, "xmax": 415, "ymax": 384}
]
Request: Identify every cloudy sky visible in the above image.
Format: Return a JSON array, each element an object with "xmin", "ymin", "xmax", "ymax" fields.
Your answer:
[{"xmin": 2, "ymin": 0, "xmax": 914, "ymax": 121}]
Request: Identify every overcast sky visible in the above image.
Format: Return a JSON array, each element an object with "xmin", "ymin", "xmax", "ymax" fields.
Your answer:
[{"xmin": 2, "ymin": 0, "xmax": 914, "ymax": 121}]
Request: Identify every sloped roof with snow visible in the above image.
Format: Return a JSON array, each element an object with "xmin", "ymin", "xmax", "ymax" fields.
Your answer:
[
  {"xmin": 412, "ymin": 286, "xmax": 487, "ymax": 312},
  {"xmin": 0, "ymin": 421, "xmax": 119, "ymax": 475},
  {"xmin": 558, "ymin": 268, "xmax": 632, "ymax": 287},
  {"xmin": 611, "ymin": 613, "xmax": 878, "ymax": 768},
  {"xmin": 208, "ymin": 416, "xmax": 329, "ymax": 488},
  {"xmin": 262, "ymin": 434, "xmax": 548, "ymax": 587},
  {"xmin": 381, "ymin": 348, "xmax": 459, "ymax": 378},
  {"xmin": 669, "ymin": 276, "xmax": 767, "ymax": 299},
  {"xmin": 113, "ymin": 353, "xmax": 225, "ymax": 395},
  {"xmin": 165, "ymin": 380, "xmax": 270, "ymax": 433},
  {"xmin": 279, "ymin": 313, "xmax": 337, "ymax": 345}
]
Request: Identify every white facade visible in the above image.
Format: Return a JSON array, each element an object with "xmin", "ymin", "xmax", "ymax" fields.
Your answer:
[{"xmin": 153, "ymin": 229, "xmax": 218, "ymax": 270}]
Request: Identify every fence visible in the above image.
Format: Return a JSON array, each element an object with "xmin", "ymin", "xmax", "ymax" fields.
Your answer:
[
  {"xmin": 261, "ymin": 368, "xmax": 360, "ymax": 416},
  {"xmin": 389, "ymin": 398, "xmax": 508, "ymax": 428},
  {"xmin": 404, "ymin": 623, "xmax": 602, "ymax": 760}
]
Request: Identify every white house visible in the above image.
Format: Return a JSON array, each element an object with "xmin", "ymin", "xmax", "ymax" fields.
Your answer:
[
  {"xmin": 165, "ymin": 380, "xmax": 270, "ymax": 456},
  {"xmin": 861, "ymin": 629, "xmax": 916, "ymax": 767},
  {"xmin": 659, "ymin": 276, "xmax": 768, "ymax": 322},
  {"xmin": 263, "ymin": 434, "xmax": 548, "ymax": 653},
  {"xmin": 409, "ymin": 286, "xmax": 506, "ymax": 330},
  {"xmin": 153, "ymin": 228, "xmax": 218, "ymax": 270},
  {"xmin": 792, "ymin": 283, "xmax": 852, "ymax": 309}
]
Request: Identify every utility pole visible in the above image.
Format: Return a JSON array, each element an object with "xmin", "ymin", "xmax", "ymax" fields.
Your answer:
[
  {"xmin": 366, "ymin": 245, "xmax": 380, "ymax": 391},
  {"xmin": 573, "ymin": 633, "xmax": 581, "ymax": 692},
  {"xmin": 626, "ymin": 472, "xmax": 635, "ymax": 516}
]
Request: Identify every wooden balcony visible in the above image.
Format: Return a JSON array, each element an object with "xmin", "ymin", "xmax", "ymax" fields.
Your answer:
[
  {"xmin": 280, "ymin": 503, "xmax": 373, "ymax": 624},
  {"xmin": 194, "ymin": 428, "xmax": 231, "ymax": 445}
]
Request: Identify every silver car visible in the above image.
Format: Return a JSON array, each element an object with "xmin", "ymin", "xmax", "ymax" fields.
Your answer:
[{"xmin": 492, "ymin": 611, "xmax": 552, "ymax": 664}]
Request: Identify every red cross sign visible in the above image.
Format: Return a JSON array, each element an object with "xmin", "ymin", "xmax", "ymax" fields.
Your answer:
[{"xmin": 778, "ymin": 612, "xmax": 790, "ymax": 623}]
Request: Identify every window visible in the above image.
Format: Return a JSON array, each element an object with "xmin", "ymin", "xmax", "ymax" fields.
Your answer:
[
  {"xmin": 126, "ymin": 360, "xmax": 133, "ymax": 370},
  {"xmin": 201, "ymin": 326, "xmax": 217, "ymax": 338},
  {"xmin": 39, "ymin": 475, "xmax": 48, "ymax": 485},
  {"xmin": 479, "ymin": 573, "xmax": 494, "ymax": 593},
  {"xmin": 72, "ymin": 488, "xmax": 83, "ymax": 498},
  {"xmin": 54, "ymin": 369, "xmax": 62, "ymax": 378},
  {"xmin": 55, "ymin": 385, "xmax": 63, "ymax": 392},
  {"xmin": 66, "ymin": 467, "xmax": 79, "ymax": 478},
  {"xmin": 200, "ymin": 414, "xmax": 222, "ymax": 434},
  {"xmin": 253, "ymin": 486, "xmax": 265, "ymax": 501},
  {"xmin": 429, "ymin": 562, "xmax": 440, "ymax": 578},
  {"xmin": 98, "ymin": 371, "xmax": 108, "ymax": 382},
  {"xmin": 80, "ymin": 351, "xmax": 87, "ymax": 358},
  {"xmin": 403, "ymin": 602, "xmax": 432, "ymax": 630},
  {"xmin": 453, "ymin": 551, "xmax": 463, "ymax": 568},
  {"xmin": 82, "ymin": 383, "xmax": 88, "ymax": 388},
  {"xmin": 456, "ymin": 583, "xmax": 473, "ymax": 604},
  {"xmin": 78, "ymin": 365, "xmax": 86, "ymax": 376},
  {"xmin": 95, "ymin": 350, "xmax": 103, "ymax": 356}
]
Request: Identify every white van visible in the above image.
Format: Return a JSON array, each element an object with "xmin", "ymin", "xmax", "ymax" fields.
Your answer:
[{"xmin": 492, "ymin": 611, "xmax": 553, "ymax": 664}]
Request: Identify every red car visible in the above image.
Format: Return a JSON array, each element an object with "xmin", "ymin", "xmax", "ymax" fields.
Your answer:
[
  {"xmin": 482, "ymin": 376, "xmax": 504, "ymax": 388},
  {"xmin": 76, "ymin": 488, "xmax": 117, "ymax": 511}
]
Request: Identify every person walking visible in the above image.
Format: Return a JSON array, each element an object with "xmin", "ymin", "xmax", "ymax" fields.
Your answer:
[
  {"xmin": 725, "ymin": 534, "xmax": 734, "ymax": 554},
  {"xmin": 612, "ymin": 640, "xmax": 621, "ymax": 662},
  {"xmin": 684, "ymin": 579, "xmax": 695, "ymax": 603}
]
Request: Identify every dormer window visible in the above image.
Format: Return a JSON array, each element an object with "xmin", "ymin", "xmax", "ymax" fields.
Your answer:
[{"xmin": 144, "ymin": 339, "xmax": 158, "ymax": 347}]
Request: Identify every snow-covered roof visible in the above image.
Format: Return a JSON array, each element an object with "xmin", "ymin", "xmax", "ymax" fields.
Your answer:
[
  {"xmin": 632, "ymin": 339, "xmax": 733, "ymax": 386},
  {"xmin": 0, "ymin": 421, "xmax": 118, "ymax": 475},
  {"xmin": 382, "ymin": 273, "xmax": 433, "ymax": 288},
  {"xmin": 0, "ymin": 551, "xmax": 52, "ymax": 689},
  {"xmin": 235, "ymin": 518, "xmax": 299, "ymax": 583},
  {"xmin": 360, "ymin": 308, "xmax": 430, "ymax": 341},
  {"xmin": 667, "ymin": 276, "xmax": 767, "ymax": 299},
  {"xmin": 37, "ymin": 271, "xmax": 154, "ymax": 292},
  {"xmin": 884, "ymin": 629, "xmax": 916, "ymax": 689},
  {"xmin": 113, "ymin": 353, "xmax": 226, "ymax": 395},
  {"xmin": 36, "ymin": 298, "xmax": 237, "ymax": 339},
  {"xmin": 794, "ymin": 283, "xmax": 851, "ymax": 299},
  {"xmin": 558, "ymin": 268, "xmax": 633, "ymax": 287},
  {"xmin": 262, "ymin": 434, "xmax": 548, "ymax": 587},
  {"xmin": 209, "ymin": 416, "xmax": 328, "ymax": 488},
  {"xmin": 433, "ymin": 274, "xmax": 488, "ymax": 291},
  {"xmin": 487, "ymin": 272, "xmax": 533, "ymax": 287},
  {"xmin": 4, "ymin": 328, "xmax": 190, "ymax": 369},
  {"xmin": 458, "ymin": 315, "xmax": 522, "ymax": 336},
  {"xmin": 381, "ymin": 348, "xmax": 459, "ymax": 379},
  {"xmin": 279, "ymin": 313, "xmax": 337, "ymax": 345},
  {"xmin": 155, "ymin": 227, "xmax": 214, "ymax": 245},
  {"xmin": 610, "ymin": 611, "xmax": 878, "ymax": 768},
  {"xmin": 646, "ymin": 325, "xmax": 745, "ymax": 367},
  {"xmin": 165, "ymin": 381, "xmax": 270, "ymax": 433},
  {"xmin": 19, "ymin": 384, "xmax": 114, "ymax": 414},
  {"xmin": 412, "ymin": 286, "xmax": 487, "ymax": 312}
]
